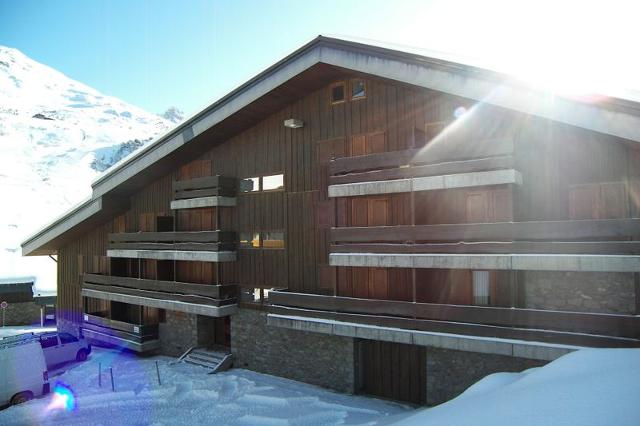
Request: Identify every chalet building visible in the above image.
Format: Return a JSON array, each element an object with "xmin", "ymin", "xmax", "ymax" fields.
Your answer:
[{"xmin": 22, "ymin": 37, "xmax": 640, "ymax": 405}]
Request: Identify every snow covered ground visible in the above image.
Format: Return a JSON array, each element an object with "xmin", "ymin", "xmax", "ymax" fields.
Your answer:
[
  {"xmin": 0, "ymin": 347, "xmax": 409, "ymax": 425},
  {"xmin": 382, "ymin": 348, "xmax": 640, "ymax": 426}
]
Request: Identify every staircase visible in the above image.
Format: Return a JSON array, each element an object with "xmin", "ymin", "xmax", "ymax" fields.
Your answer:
[{"xmin": 178, "ymin": 347, "xmax": 234, "ymax": 374}]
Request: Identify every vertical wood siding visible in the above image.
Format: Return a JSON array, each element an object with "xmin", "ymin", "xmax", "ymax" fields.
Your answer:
[{"xmin": 56, "ymin": 76, "xmax": 640, "ymax": 322}]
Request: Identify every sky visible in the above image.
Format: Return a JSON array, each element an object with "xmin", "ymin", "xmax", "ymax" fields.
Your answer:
[{"xmin": 1, "ymin": 0, "xmax": 639, "ymax": 116}]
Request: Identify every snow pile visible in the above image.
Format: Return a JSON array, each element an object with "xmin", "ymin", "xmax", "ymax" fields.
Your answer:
[
  {"xmin": 0, "ymin": 347, "xmax": 408, "ymax": 425},
  {"xmin": 0, "ymin": 46, "xmax": 174, "ymax": 292},
  {"xmin": 384, "ymin": 348, "xmax": 640, "ymax": 426}
]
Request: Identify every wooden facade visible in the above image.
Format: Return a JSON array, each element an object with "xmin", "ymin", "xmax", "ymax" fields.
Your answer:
[{"xmin": 36, "ymin": 40, "xmax": 640, "ymax": 403}]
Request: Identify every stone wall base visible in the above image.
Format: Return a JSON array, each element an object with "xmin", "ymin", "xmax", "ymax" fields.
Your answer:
[
  {"xmin": 426, "ymin": 347, "xmax": 547, "ymax": 406},
  {"xmin": 1, "ymin": 301, "xmax": 42, "ymax": 326},
  {"xmin": 158, "ymin": 310, "xmax": 199, "ymax": 357},
  {"xmin": 231, "ymin": 308, "xmax": 355, "ymax": 393},
  {"xmin": 523, "ymin": 271, "xmax": 637, "ymax": 314}
]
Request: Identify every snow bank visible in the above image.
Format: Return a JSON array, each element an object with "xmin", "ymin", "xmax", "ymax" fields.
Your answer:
[
  {"xmin": 0, "ymin": 347, "xmax": 408, "ymax": 425},
  {"xmin": 383, "ymin": 348, "xmax": 640, "ymax": 426}
]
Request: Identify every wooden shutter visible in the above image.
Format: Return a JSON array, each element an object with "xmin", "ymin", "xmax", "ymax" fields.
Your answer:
[
  {"xmin": 350, "ymin": 198, "xmax": 369, "ymax": 227},
  {"xmin": 366, "ymin": 131, "xmax": 386, "ymax": 154},
  {"xmin": 569, "ymin": 184, "xmax": 599, "ymax": 219},
  {"xmin": 369, "ymin": 268, "xmax": 389, "ymax": 299},
  {"xmin": 598, "ymin": 182, "xmax": 628, "ymax": 219},
  {"xmin": 351, "ymin": 134, "xmax": 367, "ymax": 156},
  {"xmin": 489, "ymin": 189, "xmax": 513, "ymax": 222},
  {"xmin": 465, "ymin": 192, "xmax": 489, "ymax": 223},
  {"xmin": 352, "ymin": 268, "xmax": 369, "ymax": 298},
  {"xmin": 569, "ymin": 182, "xmax": 628, "ymax": 220},
  {"xmin": 367, "ymin": 197, "xmax": 389, "ymax": 226}
]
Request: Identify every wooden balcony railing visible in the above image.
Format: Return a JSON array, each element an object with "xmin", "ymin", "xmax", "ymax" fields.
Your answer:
[
  {"xmin": 269, "ymin": 291, "xmax": 640, "ymax": 348},
  {"xmin": 108, "ymin": 231, "xmax": 236, "ymax": 252},
  {"xmin": 173, "ymin": 175, "xmax": 236, "ymax": 200},
  {"xmin": 83, "ymin": 273, "xmax": 237, "ymax": 307},
  {"xmin": 82, "ymin": 313, "xmax": 158, "ymax": 343},
  {"xmin": 328, "ymin": 139, "xmax": 514, "ymax": 185},
  {"xmin": 330, "ymin": 219, "xmax": 640, "ymax": 255}
]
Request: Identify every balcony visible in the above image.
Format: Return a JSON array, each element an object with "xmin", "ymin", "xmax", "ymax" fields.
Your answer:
[
  {"xmin": 170, "ymin": 175, "xmax": 236, "ymax": 209},
  {"xmin": 327, "ymin": 145, "xmax": 520, "ymax": 198},
  {"xmin": 81, "ymin": 313, "xmax": 160, "ymax": 353},
  {"xmin": 81, "ymin": 273, "xmax": 238, "ymax": 317},
  {"xmin": 107, "ymin": 231, "xmax": 237, "ymax": 262},
  {"xmin": 268, "ymin": 291, "xmax": 640, "ymax": 356},
  {"xmin": 329, "ymin": 219, "xmax": 640, "ymax": 272}
]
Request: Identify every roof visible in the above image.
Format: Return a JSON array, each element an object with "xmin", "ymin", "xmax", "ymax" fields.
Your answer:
[
  {"xmin": 0, "ymin": 276, "xmax": 35, "ymax": 285},
  {"xmin": 21, "ymin": 35, "xmax": 640, "ymax": 256}
]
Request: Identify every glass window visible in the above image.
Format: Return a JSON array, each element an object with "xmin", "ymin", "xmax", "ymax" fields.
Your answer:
[
  {"xmin": 59, "ymin": 333, "xmax": 78, "ymax": 344},
  {"xmin": 472, "ymin": 270, "xmax": 491, "ymax": 306},
  {"xmin": 262, "ymin": 231, "xmax": 284, "ymax": 249},
  {"xmin": 331, "ymin": 82, "xmax": 345, "ymax": 104},
  {"xmin": 240, "ymin": 232, "xmax": 261, "ymax": 248},
  {"xmin": 240, "ymin": 177, "xmax": 260, "ymax": 193},
  {"xmin": 351, "ymin": 79, "xmax": 366, "ymax": 100},
  {"xmin": 262, "ymin": 174, "xmax": 284, "ymax": 191},
  {"xmin": 40, "ymin": 335, "xmax": 58, "ymax": 348}
]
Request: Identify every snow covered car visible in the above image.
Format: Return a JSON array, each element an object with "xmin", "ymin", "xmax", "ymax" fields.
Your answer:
[{"xmin": 36, "ymin": 332, "xmax": 91, "ymax": 367}]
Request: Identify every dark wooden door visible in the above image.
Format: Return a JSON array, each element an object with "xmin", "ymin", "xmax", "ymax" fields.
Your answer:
[{"xmin": 358, "ymin": 340, "xmax": 426, "ymax": 404}]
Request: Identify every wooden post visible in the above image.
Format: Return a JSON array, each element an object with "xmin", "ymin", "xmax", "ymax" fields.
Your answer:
[
  {"xmin": 110, "ymin": 367, "xmax": 115, "ymax": 392},
  {"xmin": 40, "ymin": 306, "xmax": 44, "ymax": 327},
  {"xmin": 155, "ymin": 361, "xmax": 162, "ymax": 386}
]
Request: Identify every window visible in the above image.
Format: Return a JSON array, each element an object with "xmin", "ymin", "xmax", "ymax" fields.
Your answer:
[
  {"xmin": 59, "ymin": 333, "xmax": 78, "ymax": 344},
  {"xmin": 351, "ymin": 79, "xmax": 366, "ymax": 100},
  {"xmin": 240, "ymin": 174, "xmax": 284, "ymax": 193},
  {"xmin": 472, "ymin": 271, "xmax": 491, "ymax": 306},
  {"xmin": 262, "ymin": 231, "xmax": 284, "ymax": 249},
  {"xmin": 240, "ymin": 232, "xmax": 260, "ymax": 248},
  {"xmin": 330, "ymin": 82, "xmax": 346, "ymax": 104},
  {"xmin": 240, "ymin": 177, "xmax": 260, "ymax": 193},
  {"xmin": 40, "ymin": 335, "xmax": 58, "ymax": 348},
  {"xmin": 262, "ymin": 174, "xmax": 284, "ymax": 191}
]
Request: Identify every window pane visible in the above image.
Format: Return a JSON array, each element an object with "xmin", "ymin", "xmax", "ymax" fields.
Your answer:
[
  {"xmin": 240, "ymin": 232, "xmax": 260, "ymax": 248},
  {"xmin": 331, "ymin": 83, "xmax": 345, "ymax": 103},
  {"xmin": 472, "ymin": 271, "xmax": 491, "ymax": 306},
  {"xmin": 351, "ymin": 79, "xmax": 366, "ymax": 99},
  {"xmin": 40, "ymin": 335, "xmax": 58, "ymax": 348},
  {"xmin": 262, "ymin": 174, "xmax": 284, "ymax": 191},
  {"xmin": 59, "ymin": 333, "xmax": 78, "ymax": 344},
  {"xmin": 262, "ymin": 231, "xmax": 284, "ymax": 248},
  {"xmin": 240, "ymin": 177, "xmax": 260, "ymax": 193}
]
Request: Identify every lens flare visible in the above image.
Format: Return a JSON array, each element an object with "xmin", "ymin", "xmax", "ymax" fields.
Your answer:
[{"xmin": 47, "ymin": 383, "xmax": 77, "ymax": 412}]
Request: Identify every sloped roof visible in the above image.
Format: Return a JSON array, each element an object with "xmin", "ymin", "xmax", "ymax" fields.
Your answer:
[{"xmin": 22, "ymin": 35, "xmax": 640, "ymax": 256}]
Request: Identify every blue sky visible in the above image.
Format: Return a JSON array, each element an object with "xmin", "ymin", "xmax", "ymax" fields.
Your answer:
[{"xmin": 1, "ymin": 0, "xmax": 638, "ymax": 115}]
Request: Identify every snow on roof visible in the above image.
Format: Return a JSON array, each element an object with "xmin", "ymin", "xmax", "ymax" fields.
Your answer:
[
  {"xmin": 0, "ymin": 276, "xmax": 35, "ymax": 285},
  {"xmin": 382, "ymin": 348, "xmax": 640, "ymax": 426}
]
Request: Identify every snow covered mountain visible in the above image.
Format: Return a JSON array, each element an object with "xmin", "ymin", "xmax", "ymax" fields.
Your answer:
[{"xmin": 0, "ymin": 45, "xmax": 176, "ymax": 292}]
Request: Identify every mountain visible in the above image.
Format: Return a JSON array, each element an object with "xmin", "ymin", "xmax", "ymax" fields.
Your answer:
[
  {"xmin": 0, "ymin": 46, "xmax": 174, "ymax": 291},
  {"xmin": 161, "ymin": 106, "xmax": 185, "ymax": 123}
]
